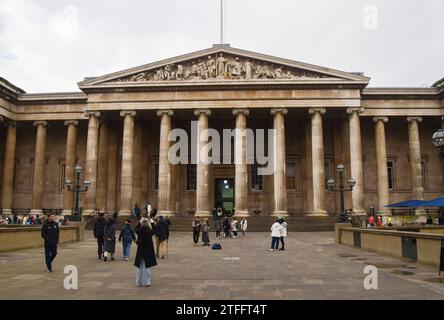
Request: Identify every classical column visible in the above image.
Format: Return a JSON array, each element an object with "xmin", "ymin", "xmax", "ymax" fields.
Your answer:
[
  {"xmin": 407, "ymin": 117, "xmax": 425, "ymax": 214},
  {"xmin": 308, "ymin": 108, "xmax": 327, "ymax": 216},
  {"xmin": 84, "ymin": 112, "xmax": 100, "ymax": 215},
  {"xmin": 347, "ymin": 108, "xmax": 366, "ymax": 215},
  {"xmin": 373, "ymin": 117, "xmax": 390, "ymax": 216},
  {"xmin": 270, "ymin": 108, "xmax": 288, "ymax": 217},
  {"xmin": 157, "ymin": 110, "xmax": 174, "ymax": 216},
  {"xmin": 194, "ymin": 109, "xmax": 212, "ymax": 217},
  {"xmin": 106, "ymin": 127, "xmax": 118, "ymax": 212},
  {"xmin": 119, "ymin": 111, "xmax": 136, "ymax": 216},
  {"xmin": 62, "ymin": 120, "xmax": 78, "ymax": 215},
  {"xmin": 31, "ymin": 121, "xmax": 48, "ymax": 215},
  {"xmin": 96, "ymin": 119, "xmax": 109, "ymax": 214},
  {"xmin": 1, "ymin": 121, "xmax": 17, "ymax": 215},
  {"xmin": 233, "ymin": 108, "xmax": 250, "ymax": 217}
]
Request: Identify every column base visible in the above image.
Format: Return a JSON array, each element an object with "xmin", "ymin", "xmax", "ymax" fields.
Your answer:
[
  {"xmin": 352, "ymin": 209, "xmax": 367, "ymax": 216},
  {"xmin": 195, "ymin": 210, "xmax": 211, "ymax": 218},
  {"xmin": 415, "ymin": 208, "xmax": 427, "ymax": 216},
  {"xmin": 271, "ymin": 210, "xmax": 289, "ymax": 217},
  {"xmin": 233, "ymin": 210, "xmax": 250, "ymax": 218},
  {"xmin": 82, "ymin": 209, "xmax": 96, "ymax": 216},
  {"xmin": 306, "ymin": 210, "xmax": 328, "ymax": 217},
  {"xmin": 118, "ymin": 210, "xmax": 132, "ymax": 217},
  {"xmin": 377, "ymin": 209, "xmax": 391, "ymax": 216},
  {"xmin": 157, "ymin": 210, "xmax": 174, "ymax": 217},
  {"xmin": 1, "ymin": 209, "xmax": 12, "ymax": 215},
  {"xmin": 29, "ymin": 209, "xmax": 43, "ymax": 216},
  {"xmin": 62, "ymin": 209, "xmax": 72, "ymax": 216}
]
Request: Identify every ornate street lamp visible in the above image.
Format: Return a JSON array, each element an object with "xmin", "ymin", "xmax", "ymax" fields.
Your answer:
[
  {"xmin": 65, "ymin": 166, "xmax": 90, "ymax": 222},
  {"xmin": 432, "ymin": 128, "xmax": 444, "ymax": 157},
  {"xmin": 327, "ymin": 164, "xmax": 356, "ymax": 223}
]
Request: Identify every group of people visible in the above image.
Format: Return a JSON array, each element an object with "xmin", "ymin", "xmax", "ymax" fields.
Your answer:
[
  {"xmin": 192, "ymin": 217, "xmax": 248, "ymax": 246},
  {"xmin": 270, "ymin": 218, "xmax": 288, "ymax": 251},
  {"xmin": 92, "ymin": 211, "xmax": 170, "ymax": 287},
  {"xmin": 0, "ymin": 213, "xmax": 67, "ymax": 226}
]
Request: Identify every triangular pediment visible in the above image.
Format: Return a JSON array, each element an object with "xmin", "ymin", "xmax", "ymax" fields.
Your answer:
[{"xmin": 79, "ymin": 46, "xmax": 369, "ymax": 88}]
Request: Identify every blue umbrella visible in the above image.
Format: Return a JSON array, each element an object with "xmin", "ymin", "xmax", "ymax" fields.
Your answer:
[
  {"xmin": 385, "ymin": 200, "xmax": 427, "ymax": 208},
  {"xmin": 418, "ymin": 197, "xmax": 444, "ymax": 207}
]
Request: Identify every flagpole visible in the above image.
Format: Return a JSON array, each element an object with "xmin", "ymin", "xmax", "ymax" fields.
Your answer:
[{"xmin": 220, "ymin": 0, "xmax": 224, "ymax": 44}]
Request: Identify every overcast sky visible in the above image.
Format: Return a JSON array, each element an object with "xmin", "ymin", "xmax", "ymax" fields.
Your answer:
[{"xmin": 0, "ymin": 0, "xmax": 443, "ymax": 93}]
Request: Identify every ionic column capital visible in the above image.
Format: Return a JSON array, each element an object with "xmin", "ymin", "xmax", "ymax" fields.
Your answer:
[
  {"xmin": 64, "ymin": 120, "xmax": 79, "ymax": 127},
  {"xmin": 120, "ymin": 110, "xmax": 136, "ymax": 118},
  {"xmin": 308, "ymin": 108, "xmax": 326, "ymax": 116},
  {"xmin": 407, "ymin": 116, "xmax": 423, "ymax": 124},
  {"xmin": 346, "ymin": 107, "xmax": 364, "ymax": 116},
  {"xmin": 33, "ymin": 120, "xmax": 48, "ymax": 128},
  {"xmin": 156, "ymin": 109, "xmax": 174, "ymax": 117},
  {"xmin": 84, "ymin": 111, "xmax": 101, "ymax": 119},
  {"xmin": 372, "ymin": 116, "xmax": 389, "ymax": 124},
  {"xmin": 270, "ymin": 108, "xmax": 288, "ymax": 116},
  {"xmin": 4, "ymin": 120, "xmax": 17, "ymax": 128},
  {"xmin": 232, "ymin": 108, "xmax": 250, "ymax": 116},
  {"xmin": 194, "ymin": 109, "xmax": 212, "ymax": 117}
]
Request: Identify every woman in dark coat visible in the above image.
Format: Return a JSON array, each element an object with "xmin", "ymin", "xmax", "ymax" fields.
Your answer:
[
  {"xmin": 134, "ymin": 219, "xmax": 157, "ymax": 287},
  {"xmin": 103, "ymin": 218, "xmax": 116, "ymax": 261}
]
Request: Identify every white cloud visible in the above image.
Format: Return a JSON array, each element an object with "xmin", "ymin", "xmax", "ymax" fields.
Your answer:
[{"xmin": 0, "ymin": 0, "xmax": 443, "ymax": 92}]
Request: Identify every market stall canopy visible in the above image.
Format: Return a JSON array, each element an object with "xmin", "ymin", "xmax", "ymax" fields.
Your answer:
[
  {"xmin": 385, "ymin": 200, "xmax": 427, "ymax": 208},
  {"xmin": 418, "ymin": 197, "xmax": 444, "ymax": 207}
]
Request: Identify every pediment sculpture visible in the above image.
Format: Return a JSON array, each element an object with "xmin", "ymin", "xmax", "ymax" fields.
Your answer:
[{"xmin": 112, "ymin": 53, "xmax": 329, "ymax": 82}]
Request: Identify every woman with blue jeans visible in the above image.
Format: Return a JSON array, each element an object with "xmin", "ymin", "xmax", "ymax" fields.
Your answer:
[
  {"xmin": 118, "ymin": 219, "xmax": 136, "ymax": 261},
  {"xmin": 134, "ymin": 219, "xmax": 157, "ymax": 287}
]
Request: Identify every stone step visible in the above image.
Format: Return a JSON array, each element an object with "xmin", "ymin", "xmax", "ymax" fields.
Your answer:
[{"xmin": 85, "ymin": 215, "xmax": 338, "ymax": 232}]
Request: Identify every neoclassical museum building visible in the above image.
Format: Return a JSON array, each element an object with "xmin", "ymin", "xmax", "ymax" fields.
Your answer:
[{"xmin": 0, "ymin": 45, "xmax": 443, "ymax": 219}]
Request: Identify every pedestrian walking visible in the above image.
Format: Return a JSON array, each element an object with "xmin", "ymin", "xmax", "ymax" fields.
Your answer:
[
  {"xmin": 103, "ymin": 217, "xmax": 116, "ymax": 261},
  {"xmin": 41, "ymin": 213, "xmax": 59, "ymax": 272},
  {"xmin": 154, "ymin": 216, "xmax": 169, "ymax": 259},
  {"xmin": 93, "ymin": 212, "xmax": 106, "ymax": 259},
  {"xmin": 279, "ymin": 218, "xmax": 287, "ymax": 250},
  {"xmin": 270, "ymin": 219, "xmax": 283, "ymax": 251},
  {"xmin": 214, "ymin": 219, "xmax": 222, "ymax": 240},
  {"xmin": 134, "ymin": 219, "xmax": 157, "ymax": 287},
  {"xmin": 119, "ymin": 219, "xmax": 136, "ymax": 260},
  {"xmin": 240, "ymin": 217, "xmax": 248, "ymax": 236},
  {"xmin": 231, "ymin": 218, "xmax": 239, "ymax": 238},
  {"xmin": 223, "ymin": 217, "xmax": 232, "ymax": 238},
  {"xmin": 202, "ymin": 218, "xmax": 210, "ymax": 246},
  {"xmin": 192, "ymin": 218, "xmax": 201, "ymax": 245}
]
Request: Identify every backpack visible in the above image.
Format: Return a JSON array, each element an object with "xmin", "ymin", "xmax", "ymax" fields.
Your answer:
[{"xmin": 211, "ymin": 243, "xmax": 222, "ymax": 250}]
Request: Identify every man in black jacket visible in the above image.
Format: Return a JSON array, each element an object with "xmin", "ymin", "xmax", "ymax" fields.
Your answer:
[
  {"xmin": 93, "ymin": 212, "xmax": 106, "ymax": 259},
  {"xmin": 41, "ymin": 213, "xmax": 59, "ymax": 272}
]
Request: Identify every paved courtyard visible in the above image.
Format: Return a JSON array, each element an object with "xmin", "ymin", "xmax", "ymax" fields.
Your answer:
[{"xmin": 0, "ymin": 231, "xmax": 443, "ymax": 300}]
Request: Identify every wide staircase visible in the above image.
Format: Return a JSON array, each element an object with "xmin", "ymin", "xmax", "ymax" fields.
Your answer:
[
  {"xmin": 85, "ymin": 215, "xmax": 338, "ymax": 232},
  {"xmin": 168, "ymin": 215, "xmax": 338, "ymax": 232}
]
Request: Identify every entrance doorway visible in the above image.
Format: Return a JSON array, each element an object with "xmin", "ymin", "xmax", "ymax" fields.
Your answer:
[{"xmin": 214, "ymin": 178, "xmax": 235, "ymax": 215}]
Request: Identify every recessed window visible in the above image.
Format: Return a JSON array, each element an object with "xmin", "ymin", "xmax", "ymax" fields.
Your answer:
[
  {"xmin": 421, "ymin": 160, "xmax": 428, "ymax": 190},
  {"xmin": 286, "ymin": 162, "xmax": 296, "ymax": 190},
  {"xmin": 186, "ymin": 164, "xmax": 196, "ymax": 191},
  {"xmin": 59, "ymin": 162, "xmax": 66, "ymax": 191},
  {"xmin": 250, "ymin": 164, "xmax": 263, "ymax": 191},
  {"xmin": 153, "ymin": 163, "xmax": 159, "ymax": 191},
  {"xmin": 387, "ymin": 161, "xmax": 394, "ymax": 190}
]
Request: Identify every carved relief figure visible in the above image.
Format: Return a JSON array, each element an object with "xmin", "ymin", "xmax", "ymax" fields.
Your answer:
[
  {"xmin": 216, "ymin": 53, "xmax": 227, "ymax": 77},
  {"xmin": 244, "ymin": 59, "xmax": 253, "ymax": 79},
  {"xmin": 176, "ymin": 64, "xmax": 184, "ymax": 80},
  {"xmin": 114, "ymin": 53, "xmax": 328, "ymax": 82},
  {"xmin": 207, "ymin": 56, "xmax": 216, "ymax": 78}
]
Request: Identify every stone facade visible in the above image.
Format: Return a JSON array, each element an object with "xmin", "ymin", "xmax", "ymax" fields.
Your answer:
[{"xmin": 0, "ymin": 46, "xmax": 443, "ymax": 217}]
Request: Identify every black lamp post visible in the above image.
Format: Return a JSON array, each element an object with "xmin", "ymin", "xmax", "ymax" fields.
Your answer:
[
  {"xmin": 432, "ymin": 128, "xmax": 444, "ymax": 158},
  {"xmin": 327, "ymin": 164, "xmax": 356, "ymax": 223},
  {"xmin": 65, "ymin": 166, "xmax": 90, "ymax": 222}
]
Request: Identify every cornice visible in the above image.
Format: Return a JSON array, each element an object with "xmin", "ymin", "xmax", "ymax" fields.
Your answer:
[{"xmin": 362, "ymin": 87, "xmax": 440, "ymax": 100}]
